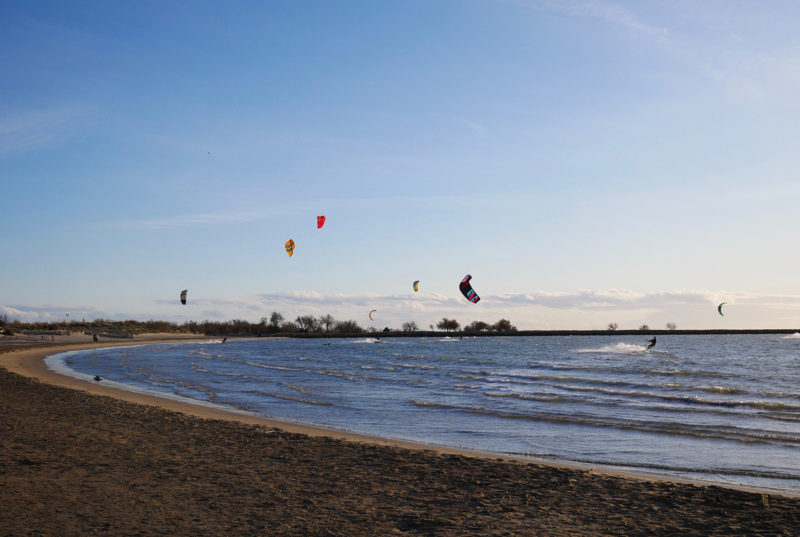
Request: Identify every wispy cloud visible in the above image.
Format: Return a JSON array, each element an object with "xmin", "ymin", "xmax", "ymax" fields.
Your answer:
[
  {"xmin": 109, "ymin": 193, "xmax": 486, "ymax": 230},
  {"xmin": 498, "ymin": 0, "xmax": 667, "ymax": 39},
  {"xmin": 458, "ymin": 119, "xmax": 486, "ymax": 135},
  {"xmin": 0, "ymin": 104, "xmax": 91, "ymax": 157},
  {"xmin": 541, "ymin": 0, "xmax": 668, "ymax": 39},
  {"xmin": 111, "ymin": 210, "xmax": 276, "ymax": 230},
  {"xmin": 505, "ymin": 0, "xmax": 800, "ymax": 106}
]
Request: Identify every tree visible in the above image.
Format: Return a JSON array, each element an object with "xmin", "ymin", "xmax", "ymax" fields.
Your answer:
[
  {"xmin": 639, "ymin": 324, "xmax": 649, "ymax": 331},
  {"xmin": 268, "ymin": 312, "xmax": 284, "ymax": 331},
  {"xmin": 295, "ymin": 315, "xmax": 320, "ymax": 333},
  {"xmin": 334, "ymin": 320, "xmax": 362, "ymax": 333},
  {"xmin": 436, "ymin": 318, "xmax": 460, "ymax": 332},
  {"xmin": 401, "ymin": 321, "xmax": 419, "ymax": 332},
  {"xmin": 231, "ymin": 319, "xmax": 251, "ymax": 335},
  {"xmin": 318, "ymin": 314, "xmax": 335, "ymax": 332},
  {"xmin": 607, "ymin": 322, "xmax": 618, "ymax": 331},
  {"xmin": 491, "ymin": 319, "xmax": 516, "ymax": 332},
  {"xmin": 666, "ymin": 322, "xmax": 677, "ymax": 330},
  {"xmin": 279, "ymin": 320, "xmax": 298, "ymax": 333},
  {"xmin": 465, "ymin": 320, "xmax": 490, "ymax": 332}
]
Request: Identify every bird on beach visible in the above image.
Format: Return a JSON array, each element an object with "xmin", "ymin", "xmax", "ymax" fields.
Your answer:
[{"xmin": 93, "ymin": 375, "xmax": 102, "ymax": 382}]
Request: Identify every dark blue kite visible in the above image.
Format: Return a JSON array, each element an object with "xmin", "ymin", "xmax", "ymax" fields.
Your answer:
[{"xmin": 459, "ymin": 274, "xmax": 480, "ymax": 304}]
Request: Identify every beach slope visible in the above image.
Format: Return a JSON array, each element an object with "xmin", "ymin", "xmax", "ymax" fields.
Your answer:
[{"xmin": 2, "ymin": 341, "xmax": 799, "ymax": 536}]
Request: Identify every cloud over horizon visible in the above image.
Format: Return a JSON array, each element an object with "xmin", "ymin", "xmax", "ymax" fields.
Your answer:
[{"xmin": 6, "ymin": 288, "xmax": 800, "ymax": 330}]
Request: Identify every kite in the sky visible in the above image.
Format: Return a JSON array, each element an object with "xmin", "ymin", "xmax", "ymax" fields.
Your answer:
[
  {"xmin": 180, "ymin": 289, "xmax": 187, "ymax": 305},
  {"xmin": 459, "ymin": 274, "xmax": 480, "ymax": 304},
  {"xmin": 413, "ymin": 280, "xmax": 419, "ymax": 292},
  {"xmin": 368, "ymin": 309, "xmax": 377, "ymax": 321},
  {"xmin": 317, "ymin": 216, "xmax": 326, "ymax": 229},
  {"xmin": 285, "ymin": 239, "xmax": 295, "ymax": 257},
  {"xmin": 718, "ymin": 302, "xmax": 726, "ymax": 316}
]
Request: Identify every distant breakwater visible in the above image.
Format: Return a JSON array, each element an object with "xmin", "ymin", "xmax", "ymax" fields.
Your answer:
[{"xmin": 283, "ymin": 328, "xmax": 800, "ymax": 339}]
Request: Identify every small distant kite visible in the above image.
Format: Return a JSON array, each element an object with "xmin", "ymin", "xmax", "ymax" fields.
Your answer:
[
  {"xmin": 368, "ymin": 309, "xmax": 377, "ymax": 321},
  {"xmin": 413, "ymin": 280, "xmax": 419, "ymax": 292},
  {"xmin": 180, "ymin": 289, "xmax": 187, "ymax": 305},
  {"xmin": 285, "ymin": 239, "xmax": 295, "ymax": 257},
  {"xmin": 718, "ymin": 302, "xmax": 726, "ymax": 316},
  {"xmin": 459, "ymin": 274, "xmax": 480, "ymax": 304},
  {"xmin": 317, "ymin": 216, "xmax": 326, "ymax": 229}
]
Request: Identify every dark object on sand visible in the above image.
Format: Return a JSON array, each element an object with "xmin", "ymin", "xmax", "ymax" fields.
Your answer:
[{"xmin": 93, "ymin": 375, "xmax": 102, "ymax": 382}]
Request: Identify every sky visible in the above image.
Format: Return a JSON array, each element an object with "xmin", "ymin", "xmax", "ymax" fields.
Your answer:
[{"xmin": 2, "ymin": 0, "xmax": 800, "ymax": 330}]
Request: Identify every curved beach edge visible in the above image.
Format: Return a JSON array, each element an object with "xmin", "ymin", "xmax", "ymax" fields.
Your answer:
[{"xmin": 2, "ymin": 336, "xmax": 797, "ymax": 499}]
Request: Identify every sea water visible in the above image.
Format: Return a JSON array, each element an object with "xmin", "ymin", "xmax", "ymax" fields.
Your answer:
[{"xmin": 50, "ymin": 335, "xmax": 800, "ymax": 494}]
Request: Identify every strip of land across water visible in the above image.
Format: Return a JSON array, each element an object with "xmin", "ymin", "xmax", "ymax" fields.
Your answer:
[
  {"xmin": 292, "ymin": 328, "xmax": 800, "ymax": 338},
  {"xmin": 2, "ymin": 335, "xmax": 799, "ymax": 536}
]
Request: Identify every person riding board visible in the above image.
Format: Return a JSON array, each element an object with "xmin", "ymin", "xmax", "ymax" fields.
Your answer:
[{"xmin": 647, "ymin": 336, "xmax": 657, "ymax": 350}]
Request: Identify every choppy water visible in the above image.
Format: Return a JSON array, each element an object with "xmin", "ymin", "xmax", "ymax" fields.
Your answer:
[{"xmin": 50, "ymin": 335, "xmax": 800, "ymax": 493}]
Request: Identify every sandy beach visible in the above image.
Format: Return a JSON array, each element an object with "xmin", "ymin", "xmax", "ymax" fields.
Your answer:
[{"xmin": 2, "ymin": 336, "xmax": 799, "ymax": 536}]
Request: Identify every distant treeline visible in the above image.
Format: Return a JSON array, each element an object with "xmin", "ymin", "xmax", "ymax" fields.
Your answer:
[
  {"xmin": 0, "ymin": 313, "xmax": 366, "ymax": 337},
  {"xmin": 0, "ymin": 312, "xmax": 518, "ymax": 337},
  {"xmin": 5, "ymin": 313, "xmax": 792, "ymax": 338}
]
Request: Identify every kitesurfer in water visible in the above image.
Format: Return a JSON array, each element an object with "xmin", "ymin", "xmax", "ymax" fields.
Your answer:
[{"xmin": 646, "ymin": 336, "xmax": 657, "ymax": 350}]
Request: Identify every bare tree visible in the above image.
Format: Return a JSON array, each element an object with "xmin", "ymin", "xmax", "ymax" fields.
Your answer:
[
  {"xmin": 436, "ymin": 318, "xmax": 460, "ymax": 332},
  {"xmin": 318, "ymin": 314, "xmax": 335, "ymax": 332},
  {"xmin": 666, "ymin": 322, "xmax": 677, "ymax": 330},
  {"xmin": 279, "ymin": 320, "xmax": 298, "ymax": 333},
  {"xmin": 268, "ymin": 312, "xmax": 284, "ymax": 331},
  {"xmin": 295, "ymin": 315, "xmax": 320, "ymax": 332},
  {"xmin": 607, "ymin": 322, "xmax": 618, "ymax": 331},
  {"xmin": 401, "ymin": 321, "xmax": 418, "ymax": 332}
]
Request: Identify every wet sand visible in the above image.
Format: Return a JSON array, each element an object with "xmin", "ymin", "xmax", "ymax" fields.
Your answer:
[{"xmin": 2, "ymin": 338, "xmax": 799, "ymax": 536}]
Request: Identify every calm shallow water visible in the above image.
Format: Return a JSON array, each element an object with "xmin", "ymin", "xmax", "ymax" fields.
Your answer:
[{"xmin": 51, "ymin": 335, "xmax": 800, "ymax": 493}]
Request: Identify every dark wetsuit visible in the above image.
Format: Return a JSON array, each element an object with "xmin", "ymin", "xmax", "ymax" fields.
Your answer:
[{"xmin": 647, "ymin": 337, "xmax": 657, "ymax": 350}]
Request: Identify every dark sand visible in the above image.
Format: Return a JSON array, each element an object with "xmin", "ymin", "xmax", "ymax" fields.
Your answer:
[{"xmin": 2, "ymin": 339, "xmax": 799, "ymax": 536}]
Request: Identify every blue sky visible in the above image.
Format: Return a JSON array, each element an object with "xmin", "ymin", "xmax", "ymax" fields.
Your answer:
[{"xmin": 3, "ymin": 0, "xmax": 800, "ymax": 329}]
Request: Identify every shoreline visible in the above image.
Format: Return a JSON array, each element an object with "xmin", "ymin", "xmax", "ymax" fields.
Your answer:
[
  {"xmin": 1, "ymin": 336, "xmax": 797, "ymax": 499},
  {"xmin": 3, "ymin": 337, "xmax": 800, "ymax": 535}
]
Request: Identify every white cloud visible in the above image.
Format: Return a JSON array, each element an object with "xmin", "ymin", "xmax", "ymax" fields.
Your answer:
[
  {"xmin": 530, "ymin": 289, "xmax": 718, "ymax": 310},
  {"xmin": 1, "ymin": 303, "xmax": 111, "ymax": 323},
  {"xmin": 8, "ymin": 288, "xmax": 800, "ymax": 329}
]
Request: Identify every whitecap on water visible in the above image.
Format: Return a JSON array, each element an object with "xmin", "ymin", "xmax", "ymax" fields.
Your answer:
[
  {"xmin": 781, "ymin": 332, "xmax": 800, "ymax": 339},
  {"xmin": 576, "ymin": 342, "xmax": 649, "ymax": 354}
]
